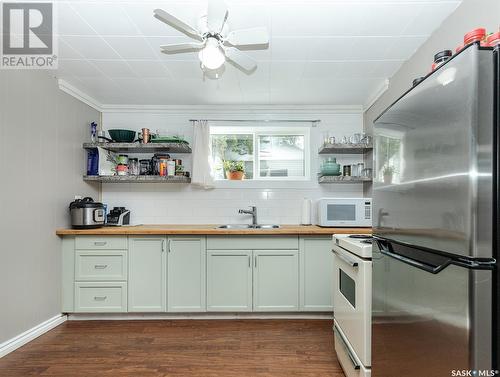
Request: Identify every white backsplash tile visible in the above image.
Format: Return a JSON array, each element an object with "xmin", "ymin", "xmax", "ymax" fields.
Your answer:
[{"xmin": 101, "ymin": 109, "xmax": 368, "ymax": 224}]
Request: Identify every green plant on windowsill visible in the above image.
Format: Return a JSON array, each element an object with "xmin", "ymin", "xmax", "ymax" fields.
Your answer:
[
  {"xmin": 383, "ymin": 165, "xmax": 396, "ymax": 184},
  {"xmin": 223, "ymin": 160, "xmax": 245, "ymax": 180}
]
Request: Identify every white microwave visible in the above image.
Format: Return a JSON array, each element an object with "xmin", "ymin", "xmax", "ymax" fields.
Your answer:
[{"xmin": 318, "ymin": 198, "xmax": 372, "ymax": 227}]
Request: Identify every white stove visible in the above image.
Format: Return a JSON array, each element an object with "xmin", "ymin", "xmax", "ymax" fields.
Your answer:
[
  {"xmin": 333, "ymin": 234, "xmax": 373, "ymax": 258},
  {"xmin": 332, "ymin": 234, "xmax": 373, "ymax": 377}
]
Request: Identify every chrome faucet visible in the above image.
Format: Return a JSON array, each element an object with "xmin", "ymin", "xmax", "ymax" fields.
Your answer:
[{"xmin": 239, "ymin": 206, "xmax": 258, "ymax": 226}]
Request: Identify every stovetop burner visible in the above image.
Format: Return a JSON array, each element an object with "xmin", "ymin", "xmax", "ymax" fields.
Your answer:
[{"xmin": 348, "ymin": 234, "xmax": 372, "ymax": 239}]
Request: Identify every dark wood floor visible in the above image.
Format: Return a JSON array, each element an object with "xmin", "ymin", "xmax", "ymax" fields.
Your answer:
[{"xmin": 0, "ymin": 319, "xmax": 345, "ymax": 376}]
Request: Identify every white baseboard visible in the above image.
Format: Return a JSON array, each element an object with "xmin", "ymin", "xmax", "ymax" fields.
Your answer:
[
  {"xmin": 69, "ymin": 312, "xmax": 333, "ymax": 321},
  {"xmin": 0, "ymin": 314, "xmax": 67, "ymax": 358}
]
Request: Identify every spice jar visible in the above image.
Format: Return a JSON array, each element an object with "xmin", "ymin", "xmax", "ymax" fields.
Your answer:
[
  {"xmin": 128, "ymin": 158, "xmax": 139, "ymax": 176},
  {"xmin": 167, "ymin": 160, "xmax": 176, "ymax": 177},
  {"xmin": 464, "ymin": 28, "xmax": 486, "ymax": 46},
  {"xmin": 159, "ymin": 157, "xmax": 169, "ymax": 176},
  {"xmin": 343, "ymin": 165, "xmax": 351, "ymax": 177},
  {"xmin": 116, "ymin": 164, "xmax": 128, "ymax": 176},
  {"xmin": 434, "ymin": 50, "xmax": 452, "ymax": 69},
  {"xmin": 486, "ymin": 32, "xmax": 500, "ymax": 47},
  {"xmin": 139, "ymin": 159, "xmax": 150, "ymax": 175},
  {"xmin": 117, "ymin": 154, "xmax": 129, "ymax": 165}
]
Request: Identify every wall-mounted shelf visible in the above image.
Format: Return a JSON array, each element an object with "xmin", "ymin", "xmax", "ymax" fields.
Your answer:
[
  {"xmin": 83, "ymin": 175, "xmax": 191, "ymax": 184},
  {"xmin": 318, "ymin": 175, "xmax": 372, "ymax": 184},
  {"xmin": 83, "ymin": 142, "xmax": 192, "ymax": 154},
  {"xmin": 318, "ymin": 143, "xmax": 373, "ymax": 154}
]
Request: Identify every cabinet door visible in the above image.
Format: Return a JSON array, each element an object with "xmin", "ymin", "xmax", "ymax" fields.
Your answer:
[
  {"xmin": 299, "ymin": 237, "xmax": 334, "ymax": 311},
  {"xmin": 167, "ymin": 237, "xmax": 206, "ymax": 312},
  {"xmin": 128, "ymin": 237, "xmax": 166, "ymax": 312},
  {"xmin": 207, "ymin": 250, "xmax": 252, "ymax": 311},
  {"xmin": 253, "ymin": 250, "xmax": 299, "ymax": 311}
]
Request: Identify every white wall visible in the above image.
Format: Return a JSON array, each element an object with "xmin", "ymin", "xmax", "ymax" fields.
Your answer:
[
  {"xmin": 101, "ymin": 107, "xmax": 367, "ymax": 224},
  {"xmin": 0, "ymin": 70, "xmax": 99, "ymax": 343}
]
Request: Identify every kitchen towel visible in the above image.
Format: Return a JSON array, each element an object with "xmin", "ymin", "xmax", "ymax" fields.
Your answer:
[{"xmin": 191, "ymin": 120, "xmax": 215, "ymax": 189}]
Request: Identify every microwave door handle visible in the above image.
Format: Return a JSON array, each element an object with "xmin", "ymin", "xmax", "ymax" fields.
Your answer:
[{"xmin": 332, "ymin": 249, "xmax": 358, "ymax": 268}]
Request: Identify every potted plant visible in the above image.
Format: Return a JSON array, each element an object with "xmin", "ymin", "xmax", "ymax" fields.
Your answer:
[
  {"xmin": 383, "ymin": 165, "xmax": 395, "ymax": 184},
  {"xmin": 224, "ymin": 160, "xmax": 245, "ymax": 180}
]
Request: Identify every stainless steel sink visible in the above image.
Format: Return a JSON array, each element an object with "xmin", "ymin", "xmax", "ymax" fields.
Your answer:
[
  {"xmin": 254, "ymin": 224, "xmax": 280, "ymax": 229},
  {"xmin": 217, "ymin": 224, "xmax": 254, "ymax": 229},
  {"xmin": 216, "ymin": 224, "xmax": 280, "ymax": 229}
]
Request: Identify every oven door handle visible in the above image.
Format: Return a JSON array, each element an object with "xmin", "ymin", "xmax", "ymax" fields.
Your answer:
[
  {"xmin": 332, "ymin": 248, "xmax": 358, "ymax": 268},
  {"xmin": 334, "ymin": 324, "xmax": 360, "ymax": 370}
]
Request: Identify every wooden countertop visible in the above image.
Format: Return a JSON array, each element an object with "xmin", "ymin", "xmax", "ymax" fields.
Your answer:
[{"xmin": 56, "ymin": 224, "xmax": 372, "ymax": 236}]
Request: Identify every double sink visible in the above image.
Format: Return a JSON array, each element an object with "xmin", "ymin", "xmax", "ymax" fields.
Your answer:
[{"xmin": 217, "ymin": 224, "xmax": 280, "ymax": 229}]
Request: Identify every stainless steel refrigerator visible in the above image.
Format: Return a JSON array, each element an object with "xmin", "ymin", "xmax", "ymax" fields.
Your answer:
[{"xmin": 372, "ymin": 43, "xmax": 499, "ymax": 376}]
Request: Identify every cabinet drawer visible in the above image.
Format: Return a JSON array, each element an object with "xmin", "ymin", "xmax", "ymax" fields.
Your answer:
[
  {"xmin": 74, "ymin": 282, "xmax": 127, "ymax": 312},
  {"xmin": 75, "ymin": 251, "xmax": 127, "ymax": 281},
  {"xmin": 207, "ymin": 236, "xmax": 298, "ymax": 250},
  {"xmin": 75, "ymin": 236, "xmax": 127, "ymax": 250}
]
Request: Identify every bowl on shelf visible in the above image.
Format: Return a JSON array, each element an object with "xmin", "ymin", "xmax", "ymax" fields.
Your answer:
[
  {"xmin": 108, "ymin": 129, "xmax": 136, "ymax": 143},
  {"xmin": 320, "ymin": 157, "xmax": 341, "ymax": 176}
]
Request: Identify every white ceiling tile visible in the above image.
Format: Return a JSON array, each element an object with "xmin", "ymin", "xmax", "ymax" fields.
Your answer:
[
  {"xmin": 58, "ymin": 38, "xmax": 84, "ymax": 59},
  {"xmin": 126, "ymin": 61, "xmax": 171, "ymax": 78},
  {"xmin": 57, "ymin": 3, "xmax": 96, "ymax": 36},
  {"xmin": 71, "ymin": 3, "xmax": 140, "ymax": 36},
  {"xmin": 123, "ymin": 2, "xmax": 203, "ymax": 37},
  {"xmin": 58, "ymin": 60, "xmax": 102, "ymax": 78},
  {"xmin": 62, "ymin": 36, "xmax": 120, "ymax": 60},
  {"xmin": 53, "ymin": 0, "xmax": 463, "ymax": 105},
  {"xmin": 403, "ymin": 2, "xmax": 461, "ymax": 35},
  {"xmin": 90, "ymin": 60, "xmax": 136, "ymax": 78},
  {"xmin": 103, "ymin": 36, "xmax": 157, "ymax": 60}
]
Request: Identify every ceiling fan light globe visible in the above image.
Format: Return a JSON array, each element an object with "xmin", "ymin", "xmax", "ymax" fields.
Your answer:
[{"xmin": 198, "ymin": 38, "xmax": 225, "ymax": 70}]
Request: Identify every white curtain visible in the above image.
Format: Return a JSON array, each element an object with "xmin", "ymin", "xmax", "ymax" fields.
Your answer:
[{"xmin": 191, "ymin": 120, "xmax": 215, "ymax": 189}]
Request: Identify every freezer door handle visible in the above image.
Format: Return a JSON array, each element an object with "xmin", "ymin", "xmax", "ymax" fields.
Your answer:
[{"xmin": 375, "ymin": 238, "xmax": 451, "ymax": 274}]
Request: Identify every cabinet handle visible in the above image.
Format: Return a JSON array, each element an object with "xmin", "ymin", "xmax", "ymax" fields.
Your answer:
[
  {"xmin": 94, "ymin": 296, "xmax": 107, "ymax": 301},
  {"xmin": 168, "ymin": 240, "xmax": 171, "ymax": 253},
  {"xmin": 161, "ymin": 240, "xmax": 165, "ymax": 252},
  {"xmin": 94, "ymin": 241, "xmax": 107, "ymax": 246},
  {"xmin": 255, "ymin": 255, "xmax": 257, "ymax": 268},
  {"xmin": 94, "ymin": 264, "xmax": 108, "ymax": 269},
  {"xmin": 248, "ymin": 256, "xmax": 250, "ymax": 268}
]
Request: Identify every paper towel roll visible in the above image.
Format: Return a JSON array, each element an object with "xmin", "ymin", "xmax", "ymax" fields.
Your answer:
[{"xmin": 301, "ymin": 198, "xmax": 312, "ymax": 225}]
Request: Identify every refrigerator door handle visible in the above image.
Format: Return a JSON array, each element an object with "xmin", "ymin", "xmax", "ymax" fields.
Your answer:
[{"xmin": 376, "ymin": 239, "xmax": 451, "ymax": 274}]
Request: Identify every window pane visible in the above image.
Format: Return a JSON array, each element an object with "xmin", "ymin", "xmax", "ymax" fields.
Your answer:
[
  {"xmin": 258, "ymin": 135, "xmax": 305, "ymax": 178},
  {"xmin": 211, "ymin": 134, "xmax": 254, "ymax": 180}
]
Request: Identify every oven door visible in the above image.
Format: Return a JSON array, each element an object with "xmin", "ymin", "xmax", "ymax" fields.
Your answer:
[{"xmin": 333, "ymin": 244, "xmax": 372, "ymax": 366}]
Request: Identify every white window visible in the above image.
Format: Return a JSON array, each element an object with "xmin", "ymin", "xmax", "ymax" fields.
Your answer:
[{"xmin": 210, "ymin": 125, "xmax": 310, "ymax": 181}]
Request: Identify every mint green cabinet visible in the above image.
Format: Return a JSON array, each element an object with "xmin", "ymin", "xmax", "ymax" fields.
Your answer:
[
  {"xmin": 299, "ymin": 237, "xmax": 334, "ymax": 311},
  {"xmin": 167, "ymin": 237, "xmax": 206, "ymax": 312},
  {"xmin": 128, "ymin": 237, "xmax": 166, "ymax": 312},
  {"xmin": 253, "ymin": 250, "xmax": 299, "ymax": 311},
  {"xmin": 207, "ymin": 250, "xmax": 252, "ymax": 311}
]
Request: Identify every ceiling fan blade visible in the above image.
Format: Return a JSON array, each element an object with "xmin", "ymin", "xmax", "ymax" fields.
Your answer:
[
  {"xmin": 226, "ymin": 27, "xmax": 269, "ymax": 46},
  {"xmin": 153, "ymin": 9, "xmax": 201, "ymax": 39},
  {"xmin": 160, "ymin": 42, "xmax": 205, "ymax": 53},
  {"xmin": 224, "ymin": 47, "xmax": 257, "ymax": 71},
  {"xmin": 207, "ymin": 0, "xmax": 228, "ymax": 33}
]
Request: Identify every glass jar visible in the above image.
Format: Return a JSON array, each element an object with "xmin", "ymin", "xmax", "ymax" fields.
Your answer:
[
  {"xmin": 116, "ymin": 164, "xmax": 128, "ymax": 176},
  {"xmin": 128, "ymin": 158, "xmax": 139, "ymax": 176},
  {"xmin": 139, "ymin": 159, "xmax": 150, "ymax": 175}
]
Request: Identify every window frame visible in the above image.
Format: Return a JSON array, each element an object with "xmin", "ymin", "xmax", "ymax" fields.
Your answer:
[{"xmin": 210, "ymin": 125, "xmax": 311, "ymax": 182}]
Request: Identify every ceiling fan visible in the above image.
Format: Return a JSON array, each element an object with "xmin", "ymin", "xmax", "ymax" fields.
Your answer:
[{"xmin": 153, "ymin": 0, "xmax": 269, "ymax": 73}]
